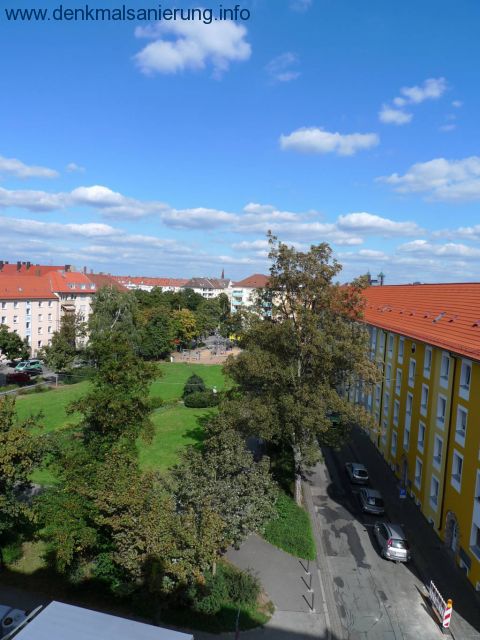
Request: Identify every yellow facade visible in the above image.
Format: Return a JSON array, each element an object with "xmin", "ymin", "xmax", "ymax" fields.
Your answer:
[{"xmin": 361, "ymin": 325, "xmax": 480, "ymax": 589}]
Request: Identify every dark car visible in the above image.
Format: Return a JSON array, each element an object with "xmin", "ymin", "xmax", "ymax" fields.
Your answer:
[
  {"xmin": 345, "ymin": 462, "xmax": 369, "ymax": 484},
  {"xmin": 6, "ymin": 371, "xmax": 31, "ymax": 385},
  {"xmin": 359, "ymin": 488, "xmax": 385, "ymax": 515}
]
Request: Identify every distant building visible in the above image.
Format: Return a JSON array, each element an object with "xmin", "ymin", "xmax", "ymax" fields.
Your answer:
[
  {"xmin": 182, "ymin": 277, "xmax": 231, "ymax": 299},
  {"xmin": 229, "ymin": 274, "xmax": 269, "ymax": 313},
  {"xmin": 112, "ymin": 276, "xmax": 188, "ymax": 293}
]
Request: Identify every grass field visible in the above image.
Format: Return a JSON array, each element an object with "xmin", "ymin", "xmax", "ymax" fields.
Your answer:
[{"xmin": 14, "ymin": 362, "xmax": 226, "ymax": 482}]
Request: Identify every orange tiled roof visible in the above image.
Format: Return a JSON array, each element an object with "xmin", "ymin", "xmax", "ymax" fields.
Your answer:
[
  {"xmin": 113, "ymin": 276, "xmax": 188, "ymax": 288},
  {"xmin": 0, "ymin": 275, "xmax": 57, "ymax": 300},
  {"xmin": 0, "ymin": 263, "xmax": 65, "ymax": 277},
  {"xmin": 233, "ymin": 274, "xmax": 269, "ymax": 288},
  {"xmin": 47, "ymin": 271, "xmax": 96, "ymax": 293},
  {"xmin": 88, "ymin": 273, "xmax": 129, "ymax": 292},
  {"xmin": 363, "ymin": 284, "xmax": 480, "ymax": 360}
]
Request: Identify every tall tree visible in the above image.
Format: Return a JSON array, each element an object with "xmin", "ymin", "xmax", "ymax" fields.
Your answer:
[
  {"xmin": 0, "ymin": 324, "xmax": 29, "ymax": 361},
  {"xmin": 39, "ymin": 313, "xmax": 86, "ymax": 371},
  {"xmin": 171, "ymin": 308, "xmax": 198, "ymax": 347},
  {"xmin": 170, "ymin": 418, "xmax": 277, "ymax": 548},
  {"xmin": 0, "ymin": 396, "xmax": 42, "ymax": 541},
  {"xmin": 137, "ymin": 307, "xmax": 174, "ymax": 360},
  {"xmin": 224, "ymin": 234, "xmax": 378, "ymax": 503}
]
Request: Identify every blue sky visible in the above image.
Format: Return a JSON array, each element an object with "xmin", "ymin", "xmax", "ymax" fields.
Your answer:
[{"xmin": 1, "ymin": 0, "xmax": 480, "ymax": 282}]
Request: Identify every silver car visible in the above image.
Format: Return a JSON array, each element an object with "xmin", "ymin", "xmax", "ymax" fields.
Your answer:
[
  {"xmin": 345, "ymin": 462, "xmax": 369, "ymax": 484},
  {"xmin": 359, "ymin": 488, "xmax": 385, "ymax": 515},
  {"xmin": 374, "ymin": 522, "xmax": 411, "ymax": 562}
]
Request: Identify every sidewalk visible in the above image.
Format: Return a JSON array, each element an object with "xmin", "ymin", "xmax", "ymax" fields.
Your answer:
[
  {"xmin": 196, "ymin": 534, "xmax": 329, "ymax": 640},
  {"xmin": 350, "ymin": 428, "xmax": 480, "ymax": 639}
]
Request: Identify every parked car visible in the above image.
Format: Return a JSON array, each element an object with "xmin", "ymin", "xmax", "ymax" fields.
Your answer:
[
  {"xmin": 15, "ymin": 360, "xmax": 42, "ymax": 374},
  {"xmin": 345, "ymin": 462, "xmax": 369, "ymax": 484},
  {"xmin": 6, "ymin": 371, "xmax": 31, "ymax": 385},
  {"xmin": 373, "ymin": 522, "xmax": 411, "ymax": 562},
  {"xmin": 0, "ymin": 604, "xmax": 27, "ymax": 638},
  {"xmin": 359, "ymin": 488, "xmax": 385, "ymax": 515}
]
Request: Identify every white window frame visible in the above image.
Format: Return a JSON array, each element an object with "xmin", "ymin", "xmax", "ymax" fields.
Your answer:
[
  {"xmin": 383, "ymin": 392, "xmax": 390, "ymax": 416},
  {"xmin": 459, "ymin": 360, "xmax": 472, "ymax": 401},
  {"xmin": 433, "ymin": 435, "xmax": 443, "ymax": 470},
  {"xmin": 440, "ymin": 352, "xmax": 451, "ymax": 388},
  {"xmin": 403, "ymin": 423, "xmax": 410, "ymax": 451},
  {"xmin": 408, "ymin": 359, "xmax": 416, "ymax": 387},
  {"xmin": 436, "ymin": 394, "xmax": 447, "ymax": 429},
  {"xmin": 393, "ymin": 400, "xmax": 399, "ymax": 426},
  {"xmin": 424, "ymin": 346, "xmax": 432, "ymax": 379},
  {"xmin": 391, "ymin": 430, "xmax": 397, "ymax": 456},
  {"xmin": 417, "ymin": 422, "xmax": 426, "ymax": 454},
  {"xmin": 455, "ymin": 406, "xmax": 468, "ymax": 448},
  {"xmin": 398, "ymin": 337, "xmax": 405, "ymax": 364},
  {"xmin": 395, "ymin": 369, "xmax": 402, "ymax": 396},
  {"xmin": 420, "ymin": 384, "xmax": 429, "ymax": 416},
  {"xmin": 430, "ymin": 475, "xmax": 440, "ymax": 510},
  {"xmin": 388, "ymin": 334, "xmax": 394, "ymax": 359},
  {"xmin": 414, "ymin": 458, "xmax": 422, "ymax": 489},
  {"xmin": 451, "ymin": 450, "xmax": 463, "ymax": 493},
  {"xmin": 386, "ymin": 363, "xmax": 392, "ymax": 387}
]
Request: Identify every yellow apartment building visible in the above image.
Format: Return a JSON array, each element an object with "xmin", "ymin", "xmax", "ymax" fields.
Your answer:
[{"xmin": 353, "ymin": 283, "xmax": 480, "ymax": 590}]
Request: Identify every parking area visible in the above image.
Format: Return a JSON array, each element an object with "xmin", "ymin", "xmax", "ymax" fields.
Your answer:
[{"xmin": 307, "ymin": 428, "xmax": 480, "ymax": 639}]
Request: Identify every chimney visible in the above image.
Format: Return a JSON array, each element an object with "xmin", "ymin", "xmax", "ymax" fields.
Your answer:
[
  {"xmin": 64, "ymin": 264, "xmax": 71, "ymax": 272},
  {"xmin": 26, "ymin": 261, "xmax": 31, "ymax": 270},
  {"xmin": 378, "ymin": 272, "xmax": 385, "ymax": 286},
  {"xmin": 221, "ymin": 268, "xmax": 225, "ymax": 279},
  {"xmin": 17, "ymin": 261, "xmax": 21, "ymax": 271},
  {"xmin": 0, "ymin": 260, "xmax": 3, "ymax": 271},
  {"xmin": 83, "ymin": 266, "xmax": 87, "ymax": 274}
]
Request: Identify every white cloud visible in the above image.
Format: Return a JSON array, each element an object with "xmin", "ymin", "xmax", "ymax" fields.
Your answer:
[
  {"xmin": 279, "ymin": 127, "xmax": 379, "ymax": 156},
  {"xmin": 398, "ymin": 77, "xmax": 447, "ymax": 104},
  {"xmin": 66, "ymin": 162, "xmax": 85, "ymax": 173},
  {"xmin": 0, "ymin": 187, "xmax": 67, "ymax": 211},
  {"xmin": 242, "ymin": 203, "xmax": 299, "ymax": 222},
  {"xmin": 378, "ymin": 156, "xmax": 480, "ymax": 201},
  {"xmin": 290, "ymin": 0, "xmax": 312, "ymax": 11},
  {"xmin": 452, "ymin": 100, "xmax": 463, "ymax": 108},
  {"xmin": 379, "ymin": 77, "xmax": 447, "ymax": 125},
  {"xmin": 378, "ymin": 105, "xmax": 412, "ymax": 126},
  {"xmin": 439, "ymin": 123, "xmax": 456, "ymax": 132},
  {"xmin": 337, "ymin": 212, "xmax": 422, "ymax": 236},
  {"xmin": 0, "ymin": 154, "xmax": 58, "ymax": 179},
  {"xmin": 265, "ymin": 53, "xmax": 300, "ymax": 83},
  {"xmin": 161, "ymin": 207, "xmax": 236, "ymax": 229},
  {"xmin": 134, "ymin": 19, "xmax": 251, "ymax": 77},
  {"xmin": 398, "ymin": 239, "xmax": 480, "ymax": 259}
]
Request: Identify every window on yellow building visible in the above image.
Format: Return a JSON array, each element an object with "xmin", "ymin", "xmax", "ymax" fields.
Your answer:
[
  {"xmin": 460, "ymin": 361, "xmax": 472, "ymax": 401},
  {"xmin": 393, "ymin": 400, "xmax": 399, "ymax": 426},
  {"xmin": 395, "ymin": 369, "xmax": 402, "ymax": 395},
  {"xmin": 417, "ymin": 422, "xmax": 426, "ymax": 453},
  {"xmin": 433, "ymin": 436, "xmax": 443, "ymax": 470},
  {"xmin": 408, "ymin": 359, "xmax": 416, "ymax": 387},
  {"xmin": 451, "ymin": 451, "xmax": 463, "ymax": 493},
  {"xmin": 421, "ymin": 385, "xmax": 429, "ymax": 415},
  {"xmin": 437, "ymin": 395, "xmax": 447, "ymax": 427},
  {"xmin": 388, "ymin": 334, "xmax": 394, "ymax": 358},
  {"xmin": 415, "ymin": 459, "xmax": 422, "ymax": 489},
  {"xmin": 386, "ymin": 363, "xmax": 392, "ymax": 387},
  {"xmin": 424, "ymin": 346, "xmax": 432, "ymax": 378},
  {"xmin": 391, "ymin": 431, "xmax": 397, "ymax": 456},
  {"xmin": 455, "ymin": 407, "xmax": 468, "ymax": 447},
  {"xmin": 440, "ymin": 353, "xmax": 451, "ymax": 387},
  {"xmin": 430, "ymin": 476, "xmax": 439, "ymax": 509},
  {"xmin": 398, "ymin": 337, "xmax": 405, "ymax": 363}
]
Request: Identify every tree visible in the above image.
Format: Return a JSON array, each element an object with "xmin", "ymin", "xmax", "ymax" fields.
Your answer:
[
  {"xmin": 224, "ymin": 234, "xmax": 378, "ymax": 504},
  {"xmin": 171, "ymin": 309, "xmax": 198, "ymax": 347},
  {"xmin": 39, "ymin": 313, "xmax": 86, "ymax": 371},
  {"xmin": 0, "ymin": 396, "xmax": 42, "ymax": 541},
  {"xmin": 182, "ymin": 374, "xmax": 206, "ymax": 398},
  {"xmin": 138, "ymin": 307, "xmax": 174, "ymax": 360},
  {"xmin": 0, "ymin": 324, "xmax": 29, "ymax": 361},
  {"xmin": 170, "ymin": 420, "xmax": 277, "ymax": 548}
]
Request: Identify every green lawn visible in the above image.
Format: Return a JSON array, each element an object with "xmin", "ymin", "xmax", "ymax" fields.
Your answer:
[
  {"xmin": 16, "ymin": 362, "xmax": 226, "ymax": 482},
  {"xmin": 150, "ymin": 362, "xmax": 228, "ymax": 402},
  {"xmin": 263, "ymin": 492, "xmax": 317, "ymax": 560},
  {"xmin": 139, "ymin": 404, "xmax": 214, "ymax": 472}
]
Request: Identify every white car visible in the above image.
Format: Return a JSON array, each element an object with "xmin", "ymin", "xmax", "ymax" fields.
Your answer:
[
  {"xmin": 345, "ymin": 462, "xmax": 369, "ymax": 484},
  {"xmin": 0, "ymin": 605, "xmax": 27, "ymax": 638}
]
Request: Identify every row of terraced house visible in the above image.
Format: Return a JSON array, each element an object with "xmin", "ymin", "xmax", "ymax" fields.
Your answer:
[
  {"xmin": 0, "ymin": 261, "xmax": 269, "ymax": 357},
  {"xmin": 349, "ymin": 283, "xmax": 480, "ymax": 592}
]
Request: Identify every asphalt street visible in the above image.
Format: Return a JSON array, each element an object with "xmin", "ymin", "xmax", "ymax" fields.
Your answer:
[{"xmin": 306, "ymin": 433, "xmax": 480, "ymax": 640}]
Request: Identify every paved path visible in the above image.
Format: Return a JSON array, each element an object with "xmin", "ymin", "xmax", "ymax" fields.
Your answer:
[{"xmin": 196, "ymin": 534, "xmax": 329, "ymax": 640}]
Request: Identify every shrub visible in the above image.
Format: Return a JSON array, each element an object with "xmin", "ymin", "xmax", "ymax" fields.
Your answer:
[
  {"xmin": 148, "ymin": 396, "xmax": 164, "ymax": 411},
  {"xmin": 184, "ymin": 390, "xmax": 219, "ymax": 408},
  {"xmin": 182, "ymin": 374, "xmax": 206, "ymax": 398},
  {"xmin": 189, "ymin": 564, "xmax": 259, "ymax": 615},
  {"xmin": 225, "ymin": 565, "xmax": 260, "ymax": 606},
  {"xmin": 2, "ymin": 540, "xmax": 23, "ymax": 565}
]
